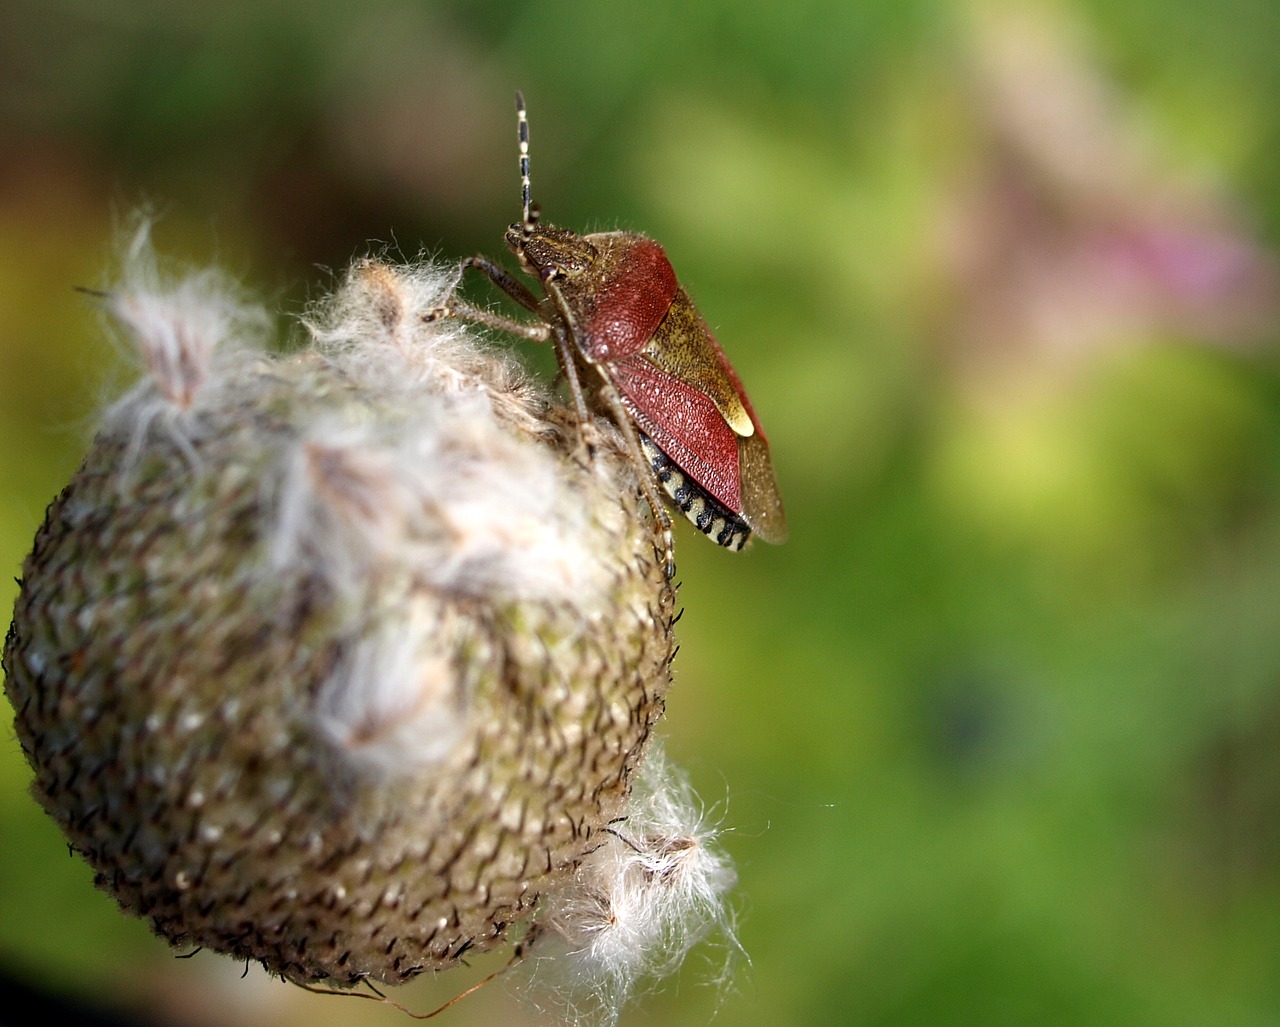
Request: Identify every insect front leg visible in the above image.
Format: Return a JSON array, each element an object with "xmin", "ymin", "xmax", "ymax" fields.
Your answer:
[
  {"xmin": 459, "ymin": 255, "xmax": 543, "ymax": 314},
  {"xmin": 423, "ymin": 255, "xmax": 550, "ymax": 340}
]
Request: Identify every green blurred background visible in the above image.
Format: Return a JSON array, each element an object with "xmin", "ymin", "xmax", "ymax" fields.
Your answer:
[{"xmin": 4, "ymin": 0, "xmax": 1280, "ymax": 1024}]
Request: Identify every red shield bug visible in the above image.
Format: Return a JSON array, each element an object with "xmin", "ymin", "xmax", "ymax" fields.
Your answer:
[{"xmin": 426, "ymin": 92, "xmax": 787, "ymax": 577}]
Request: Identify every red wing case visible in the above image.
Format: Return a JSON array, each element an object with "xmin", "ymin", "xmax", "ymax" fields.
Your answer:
[{"xmin": 609, "ymin": 353, "xmax": 744, "ymax": 514}]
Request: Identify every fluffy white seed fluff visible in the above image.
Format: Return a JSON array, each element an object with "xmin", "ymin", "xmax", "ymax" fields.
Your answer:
[
  {"xmin": 267, "ymin": 405, "xmax": 604, "ymax": 604},
  {"xmin": 529, "ymin": 749, "xmax": 741, "ymax": 1025},
  {"xmin": 289, "ymin": 256, "xmax": 613, "ymax": 606},
  {"xmin": 313, "ymin": 605, "xmax": 465, "ymax": 776},
  {"xmin": 100, "ymin": 219, "xmax": 270, "ymax": 465},
  {"xmin": 103, "ymin": 231, "xmax": 610, "ymax": 611},
  {"xmin": 304, "ymin": 257, "xmax": 538, "ymax": 425}
]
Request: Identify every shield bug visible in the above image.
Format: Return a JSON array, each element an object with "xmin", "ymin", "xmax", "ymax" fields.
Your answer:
[{"xmin": 427, "ymin": 92, "xmax": 787, "ymax": 577}]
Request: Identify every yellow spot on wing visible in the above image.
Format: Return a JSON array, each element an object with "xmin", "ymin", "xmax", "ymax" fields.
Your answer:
[{"xmin": 721, "ymin": 400, "xmax": 754, "ymax": 437}]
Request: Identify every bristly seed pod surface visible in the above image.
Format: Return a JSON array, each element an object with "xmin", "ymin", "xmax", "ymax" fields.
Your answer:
[{"xmin": 2, "ymin": 238, "xmax": 737, "ymax": 1014}]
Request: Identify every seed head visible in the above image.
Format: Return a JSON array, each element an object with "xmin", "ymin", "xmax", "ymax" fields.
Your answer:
[{"xmin": 3, "ymin": 234, "xmax": 740, "ymax": 1013}]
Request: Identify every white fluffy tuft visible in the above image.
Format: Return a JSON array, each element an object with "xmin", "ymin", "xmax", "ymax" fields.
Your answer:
[
  {"xmin": 268, "ymin": 397, "xmax": 610, "ymax": 606},
  {"xmin": 270, "ymin": 416, "xmax": 429, "ymax": 590},
  {"xmin": 93, "ymin": 234, "xmax": 611, "ymax": 610},
  {"xmin": 100, "ymin": 219, "xmax": 270, "ymax": 462},
  {"xmin": 305, "ymin": 258, "xmax": 517, "ymax": 399},
  {"xmin": 314, "ymin": 606, "xmax": 466, "ymax": 776},
  {"xmin": 528, "ymin": 750, "xmax": 741, "ymax": 1025},
  {"xmin": 274, "ymin": 256, "xmax": 615, "ymax": 607}
]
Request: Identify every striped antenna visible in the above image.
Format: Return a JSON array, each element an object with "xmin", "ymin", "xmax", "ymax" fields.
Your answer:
[{"xmin": 515, "ymin": 90, "xmax": 533, "ymax": 229}]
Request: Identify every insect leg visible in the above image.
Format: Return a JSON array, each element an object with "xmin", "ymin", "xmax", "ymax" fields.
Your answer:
[
  {"xmin": 423, "ymin": 255, "xmax": 548, "ymax": 337},
  {"xmin": 423, "ymin": 296, "xmax": 551, "ymax": 342},
  {"xmin": 459, "ymin": 255, "xmax": 543, "ymax": 313},
  {"xmin": 549, "ymin": 324, "xmax": 593, "ymax": 427}
]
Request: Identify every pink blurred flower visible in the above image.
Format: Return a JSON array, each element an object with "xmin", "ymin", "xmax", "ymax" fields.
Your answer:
[{"xmin": 941, "ymin": 5, "xmax": 1279, "ymax": 381}]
